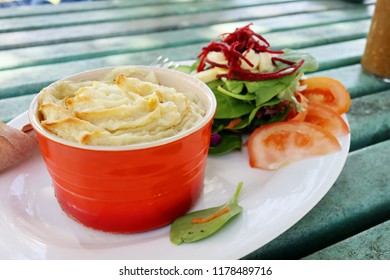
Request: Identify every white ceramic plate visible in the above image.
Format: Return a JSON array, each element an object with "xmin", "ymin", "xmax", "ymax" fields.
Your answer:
[{"xmin": 0, "ymin": 111, "xmax": 350, "ymax": 260}]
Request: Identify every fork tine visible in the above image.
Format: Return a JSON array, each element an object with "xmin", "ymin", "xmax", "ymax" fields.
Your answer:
[
  {"xmin": 151, "ymin": 56, "xmax": 178, "ymax": 69},
  {"xmin": 152, "ymin": 56, "xmax": 168, "ymax": 67}
]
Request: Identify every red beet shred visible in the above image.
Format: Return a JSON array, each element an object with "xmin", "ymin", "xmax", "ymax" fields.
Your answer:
[{"xmin": 197, "ymin": 24, "xmax": 304, "ymax": 81}]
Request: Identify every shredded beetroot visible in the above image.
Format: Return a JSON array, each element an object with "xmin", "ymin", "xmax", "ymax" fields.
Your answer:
[
  {"xmin": 197, "ymin": 23, "xmax": 303, "ymax": 81},
  {"xmin": 221, "ymin": 24, "xmax": 270, "ymax": 52},
  {"xmin": 271, "ymin": 56, "xmax": 296, "ymax": 66}
]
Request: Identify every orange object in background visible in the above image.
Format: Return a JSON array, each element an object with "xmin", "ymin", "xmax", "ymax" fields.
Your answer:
[
  {"xmin": 361, "ymin": 0, "xmax": 390, "ymax": 81},
  {"xmin": 29, "ymin": 66, "xmax": 216, "ymax": 233}
]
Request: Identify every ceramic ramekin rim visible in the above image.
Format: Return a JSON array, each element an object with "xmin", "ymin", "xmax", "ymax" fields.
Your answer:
[{"xmin": 28, "ymin": 65, "xmax": 217, "ymax": 151}]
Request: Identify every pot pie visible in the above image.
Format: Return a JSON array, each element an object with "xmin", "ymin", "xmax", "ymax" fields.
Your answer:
[{"xmin": 38, "ymin": 67, "xmax": 206, "ymax": 146}]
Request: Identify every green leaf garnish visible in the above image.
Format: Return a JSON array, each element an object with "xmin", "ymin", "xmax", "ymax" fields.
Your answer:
[{"xmin": 170, "ymin": 182, "xmax": 244, "ymax": 245}]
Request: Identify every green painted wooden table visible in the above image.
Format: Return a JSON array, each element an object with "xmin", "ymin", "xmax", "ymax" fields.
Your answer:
[{"xmin": 0, "ymin": 0, "xmax": 389, "ymax": 259}]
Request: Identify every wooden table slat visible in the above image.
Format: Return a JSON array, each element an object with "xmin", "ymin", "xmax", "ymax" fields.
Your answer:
[
  {"xmin": 347, "ymin": 89, "xmax": 390, "ymax": 151},
  {"xmin": 3, "ymin": 1, "xmax": 374, "ymax": 18},
  {"xmin": 0, "ymin": 0, "xmax": 249, "ymax": 18},
  {"xmin": 0, "ymin": 0, "xmax": 374, "ymax": 33},
  {"xmin": 0, "ymin": 6, "xmax": 374, "ymax": 70},
  {"xmin": 0, "ymin": 1, "xmax": 374, "ymax": 50},
  {"xmin": 303, "ymin": 219, "xmax": 390, "ymax": 259}
]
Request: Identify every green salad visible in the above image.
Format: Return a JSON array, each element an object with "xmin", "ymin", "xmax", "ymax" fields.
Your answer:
[{"xmin": 176, "ymin": 24, "xmax": 319, "ymax": 155}]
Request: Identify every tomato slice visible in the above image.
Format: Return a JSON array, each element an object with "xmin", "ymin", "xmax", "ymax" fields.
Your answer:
[
  {"xmin": 247, "ymin": 122, "xmax": 341, "ymax": 170},
  {"xmin": 304, "ymin": 103, "xmax": 350, "ymax": 137},
  {"xmin": 301, "ymin": 77, "xmax": 351, "ymax": 114}
]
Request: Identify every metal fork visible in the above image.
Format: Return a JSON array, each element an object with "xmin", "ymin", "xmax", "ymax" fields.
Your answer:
[{"xmin": 151, "ymin": 55, "xmax": 178, "ymax": 69}]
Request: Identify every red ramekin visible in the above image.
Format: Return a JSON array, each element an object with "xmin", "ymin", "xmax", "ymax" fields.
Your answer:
[{"xmin": 28, "ymin": 66, "xmax": 217, "ymax": 233}]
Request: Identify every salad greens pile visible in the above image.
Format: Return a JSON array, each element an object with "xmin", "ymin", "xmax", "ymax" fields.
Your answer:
[{"xmin": 176, "ymin": 24, "xmax": 319, "ymax": 155}]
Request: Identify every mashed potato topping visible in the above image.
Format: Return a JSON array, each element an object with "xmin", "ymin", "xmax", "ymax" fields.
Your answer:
[{"xmin": 38, "ymin": 67, "xmax": 206, "ymax": 146}]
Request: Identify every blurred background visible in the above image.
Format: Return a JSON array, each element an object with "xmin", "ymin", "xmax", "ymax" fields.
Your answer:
[{"xmin": 0, "ymin": 0, "xmax": 93, "ymax": 8}]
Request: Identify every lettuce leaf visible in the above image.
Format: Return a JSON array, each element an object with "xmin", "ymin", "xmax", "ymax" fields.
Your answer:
[
  {"xmin": 279, "ymin": 49, "xmax": 319, "ymax": 73},
  {"xmin": 207, "ymin": 80, "xmax": 254, "ymax": 119},
  {"xmin": 244, "ymin": 74, "xmax": 296, "ymax": 106}
]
